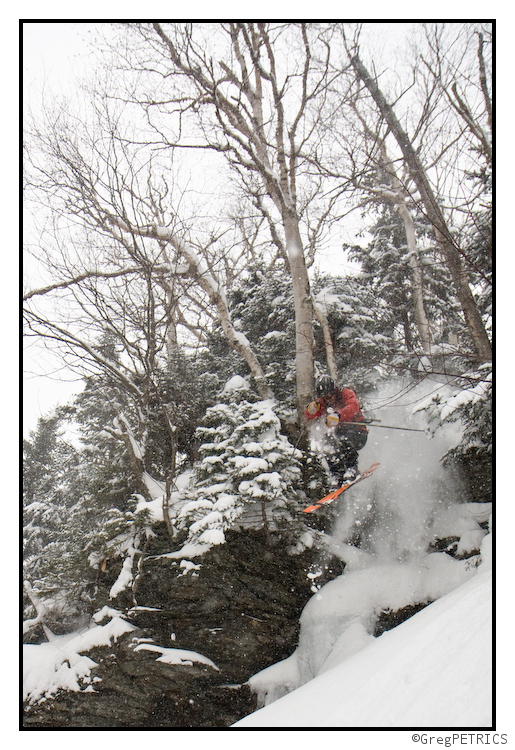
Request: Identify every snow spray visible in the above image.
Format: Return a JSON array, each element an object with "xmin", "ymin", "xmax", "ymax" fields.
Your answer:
[
  {"xmin": 247, "ymin": 379, "xmax": 485, "ymax": 702},
  {"xmin": 331, "ymin": 379, "xmax": 465, "ymax": 564}
]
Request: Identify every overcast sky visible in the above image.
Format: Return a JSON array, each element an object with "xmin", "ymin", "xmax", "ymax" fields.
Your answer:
[
  {"xmin": 24, "ymin": 22, "xmax": 94, "ymax": 88},
  {"xmin": 23, "ymin": 24, "xmax": 97, "ymax": 436}
]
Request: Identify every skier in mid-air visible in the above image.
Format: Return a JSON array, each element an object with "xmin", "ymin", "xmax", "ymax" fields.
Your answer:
[{"xmin": 305, "ymin": 375, "xmax": 368, "ymax": 487}]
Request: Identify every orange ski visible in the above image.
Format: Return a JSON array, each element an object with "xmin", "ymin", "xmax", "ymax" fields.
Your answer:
[{"xmin": 302, "ymin": 463, "xmax": 380, "ymax": 513}]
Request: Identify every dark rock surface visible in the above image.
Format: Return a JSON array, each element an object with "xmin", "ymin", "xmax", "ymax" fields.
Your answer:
[
  {"xmin": 23, "ymin": 632, "xmax": 256, "ymax": 728},
  {"xmin": 23, "ymin": 528, "xmax": 317, "ymax": 728},
  {"xmin": 457, "ymin": 452, "xmax": 492, "ymax": 504}
]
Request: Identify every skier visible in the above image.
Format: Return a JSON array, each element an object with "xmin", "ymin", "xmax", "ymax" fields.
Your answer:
[{"xmin": 305, "ymin": 375, "xmax": 368, "ymax": 487}]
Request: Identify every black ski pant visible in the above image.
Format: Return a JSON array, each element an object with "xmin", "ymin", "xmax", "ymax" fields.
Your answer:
[{"xmin": 326, "ymin": 425, "xmax": 368, "ymax": 481}]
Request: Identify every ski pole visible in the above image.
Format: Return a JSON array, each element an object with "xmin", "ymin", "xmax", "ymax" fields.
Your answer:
[
  {"xmin": 290, "ymin": 420, "xmax": 308, "ymax": 457},
  {"xmin": 343, "ymin": 421, "xmax": 427, "ymax": 433}
]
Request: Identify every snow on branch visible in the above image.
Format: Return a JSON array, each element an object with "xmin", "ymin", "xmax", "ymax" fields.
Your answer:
[{"xmin": 23, "ymin": 267, "xmax": 144, "ymax": 302}]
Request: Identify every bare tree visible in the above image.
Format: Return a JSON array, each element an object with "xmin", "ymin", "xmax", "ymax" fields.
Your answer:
[
  {"xmin": 347, "ymin": 41, "xmax": 492, "ymax": 363},
  {"xmin": 420, "ymin": 24, "xmax": 492, "ymax": 168},
  {"xmin": 24, "ymin": 92, "xmax": 274, "ymax": 524},
  {"xmin": 106, "ymin": 214, "xmax": 273, "ymax": 398},
  {"xmin": 419, "ymin": 24, "xmax": 492, "ymax": 264},
  {"xmin": 25, "ymin": 22, "xmax": 493, "ymax": 443},
  {"xmin": 345, "ymin": 105, "xmax": 433, "ymax": 354},
  {"xmin": 107, "ymin": 22, "xmax": 351, "ymax": 420}
]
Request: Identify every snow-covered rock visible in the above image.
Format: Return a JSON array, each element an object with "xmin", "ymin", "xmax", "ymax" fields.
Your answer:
[{"xmin": 233, "ymin": 564, "xmax": 492, "ymax": 727}]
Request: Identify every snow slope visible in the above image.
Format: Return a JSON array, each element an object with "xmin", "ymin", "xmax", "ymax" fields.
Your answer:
[{"xmin": 233, "ymin": 564, "xmax": 492, "ymax": 728}]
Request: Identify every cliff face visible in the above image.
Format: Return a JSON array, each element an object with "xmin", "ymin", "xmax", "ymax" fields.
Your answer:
[
  {"xmin": 129, "ymin": 528, "xmax": 317, "ymax": 684},
  {"xmin": 23, "ymin": 496, "xmax": 490, "ymax": 728},
  {"xmin": 23, "ymin": 529, "xmax": 318, "ymax": 728}
]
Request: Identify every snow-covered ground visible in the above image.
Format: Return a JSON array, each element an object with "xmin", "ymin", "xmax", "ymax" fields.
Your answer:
[
  {"xmin": 233, "ymin": 542, "xmax": 492, "ymax": 727},
  {"xmin": 241, "ymin": 546, "xmax": 487, "ymax": 706},
  {"xmin": 22, "ymin": 535, "xmax": 494, "ymax": 729},
  {"xmin": 23, "ymin": 612, "xmax": 136, "ymax": 704}
]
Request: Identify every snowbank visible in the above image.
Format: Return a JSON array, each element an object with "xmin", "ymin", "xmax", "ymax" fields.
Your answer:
[
  {"xmin": 243, "ymin": 552, "xmax": 478, "ymax": 706},
  {"xmin": 233, "ymin": 566, "xmax": 492, "ymax": 728},
  {"xmin": 23, "ymin": 616, "xmax": 136, "ymax": 704}
]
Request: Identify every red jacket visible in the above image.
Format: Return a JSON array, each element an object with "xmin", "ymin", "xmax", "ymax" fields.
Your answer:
[{"xmin": 305, "ymin": 387, "xmax": 367, "ymax": 430}]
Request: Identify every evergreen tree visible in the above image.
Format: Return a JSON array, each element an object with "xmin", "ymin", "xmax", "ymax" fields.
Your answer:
[
  {"xmin": 230, "ymin": 264, "xmax": 297, "ymax": 403},
  {"xmin": 23, "ymin": 412, "xmax": 75, "ymax": 589},
  {"xmin": 174, "ymin": 380, "xmax": 308, "ymax": 555},
  {"xmin": 419, "ymin": 364, "xmax": 492, "ymax": 461},
  {"xmin": 412, "ymin": 211, "xmax": 466, "ymax": 348},
  {"xmin": 459, "ymin": 166, "xmax": 492, "ymax": 329},
  {"xmin": 204, "ymin": 263, "xmax": 297, "ymax": 405},
  {"xmin": 350, "ymin": 207, "xmax": 413, "ymax": 349},
  {"xmin": 144, "ymin": 351, "xmax": 221, "ymax": 471},
  {"xmin": 69, "ymin": 378, "xmax": 136, "ymax": 512},
  {"xmin": 23, "ymin": 414, "xmax": 67, "ymax": 507},
  {"xmin": 348, "ymin": 204, "xmax": 464, "ymax": 374},
  {"xmin": 312, "ymin": 273, "xmax": 395, "ymax": 392},
  {"xmin": 23, "ymin": 369, "xmax": 159, "ymax": 635},
  {"xmin": 23, "ymin": 415, "xmax": 90, "ymax": 634}
]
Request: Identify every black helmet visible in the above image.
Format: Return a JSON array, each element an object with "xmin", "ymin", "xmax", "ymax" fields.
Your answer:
[{"xmin": 315, "ymin": 375, "xmax": 336, "ymax": 398}]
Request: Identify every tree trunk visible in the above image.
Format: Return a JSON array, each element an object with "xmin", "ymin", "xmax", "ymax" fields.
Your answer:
[
  {"xmin": 283, "ymin": 211, "xmax": 315, "ymax": 419},
  {"xmin": 350, "ymin": 53, "xmax": 492, "ymax": 364},
  {"xmin": 147, "ymin": 24, "xmax": 315, "ymax": 412},
  {"xmin": 373, "ymin": 135, "xmax": 432, "ymax": 355},
  {"xmin": 116, "ymin": 417, "xmax": 154, "ymax": 503},
  {"xmin": 312, "ymin": 296, "xmax": 338, "ymax": 381},
  {"xmin": 397, "ymin": 201, "xmax": 432, "ymax": 354}
]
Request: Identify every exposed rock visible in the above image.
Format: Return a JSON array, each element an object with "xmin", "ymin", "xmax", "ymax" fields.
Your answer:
[
  {"xmin": 23, "ymin": 528, "xmax": 316, "ymax": 727},
  {"xmin": 23, "ymin": 631, "xmax": 255, "ymax": 728},
  {"xmin": 374, "ymin": 602, "xmax": 430, "ymax": 637},
  {"xmin": 24, "ymin": 496, "xmax": 489, "ymax": 727},
  {"xmin": 449, "ymin": 452, "xmax": 492, "ymax": 504}
]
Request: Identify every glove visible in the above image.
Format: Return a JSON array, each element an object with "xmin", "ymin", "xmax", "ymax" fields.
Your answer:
[
  {"xmin": 307, "ymin": 401, "xmax": 320, "ymax": 416},
  {"xmin": 326, "ymin": 413, "xmax": 340, "ymax": 428}
]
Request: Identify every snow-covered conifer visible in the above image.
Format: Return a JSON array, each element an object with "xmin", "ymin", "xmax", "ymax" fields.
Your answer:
[
  {"xmin": 349, "ymin": 204, "xmax": 465, "ymax": 374},
  {"xmin": 204, "ymin": 264, "xmax": 296, "ymax": 404},
  {"xmin": 312, "ymin": 274, "xmax": 394, "ymax": 391},
  {"xmin": 174, "ymin": 379, "xmax": 306, "ymax": 556}
]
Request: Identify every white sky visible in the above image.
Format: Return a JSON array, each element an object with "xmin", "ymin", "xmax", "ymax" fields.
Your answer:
[
  {"xmin": 23, "ymin": 23, "xmax": 100, "ymax": 437},
  {"xmin": 23, "ymin": 22, "xmax": 91, "ymax": 87}
]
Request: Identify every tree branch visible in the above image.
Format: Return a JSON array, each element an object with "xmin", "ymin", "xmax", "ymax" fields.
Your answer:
[{"xmin": 23, "ymin": 266, "xmax": 145, "ymax": 301}]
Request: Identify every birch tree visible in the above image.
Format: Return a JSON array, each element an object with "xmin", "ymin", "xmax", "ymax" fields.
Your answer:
[
  {"xmin": 109, "ymin": 22, "xmax": 349, "ymax": 419},
  {"xmin": 347, "ymin": 39, "xmax": 492, "ymax": 363},
  {"xmin": 346, "ymin": 107, "xmax": 433, "ymax": 354}
]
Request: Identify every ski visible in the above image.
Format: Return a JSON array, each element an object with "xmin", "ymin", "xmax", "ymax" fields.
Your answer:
[{"xmin": 302, "ymin": 462, "xmax": 380, "ymax": 513}]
